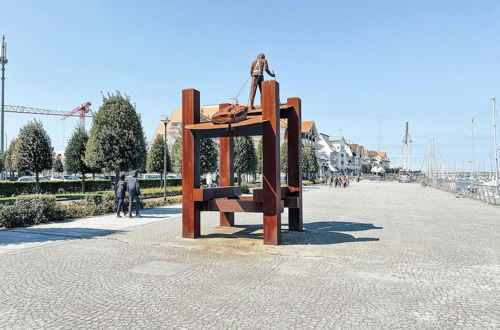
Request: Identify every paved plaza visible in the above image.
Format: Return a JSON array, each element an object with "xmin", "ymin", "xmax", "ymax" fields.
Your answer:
[{"xmin": 0, "ymin": 181, "xmax": 499, "ymax": 329}]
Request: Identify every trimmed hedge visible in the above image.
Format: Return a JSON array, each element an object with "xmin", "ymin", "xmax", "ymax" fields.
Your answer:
[
  {"xmin": 139, "ymin": 178, "xmax": 181, "ymax": 189},
  {"xmin": 0, "ymin": 178, "xmax": 182, "ymax": 197},
  {"xmin": 0, "ymin": 180, "xmax": 110, "ymax": 197}
]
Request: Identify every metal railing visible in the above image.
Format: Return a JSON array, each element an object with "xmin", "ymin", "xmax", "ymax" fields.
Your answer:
[{"xmin": 430, "ymin": 180, "xmax": 500, "ymax": 205}]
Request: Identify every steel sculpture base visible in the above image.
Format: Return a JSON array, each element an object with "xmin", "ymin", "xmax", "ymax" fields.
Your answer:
[{"xmin": 181, "ymin": 80, "xmax": 302, "ymax": 245}]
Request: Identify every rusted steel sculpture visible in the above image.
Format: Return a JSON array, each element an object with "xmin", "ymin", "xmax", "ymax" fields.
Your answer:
[
  {"xmin": 249, "ymin": 53, "xmax": 275, "ymax": 110},
  {"xmin": 182, "ymin": 80, "xmax": 302, "ymax": 245},
  {"xmin": 211, "ymin": 104, "xmax": 248, "ymax": 124}
]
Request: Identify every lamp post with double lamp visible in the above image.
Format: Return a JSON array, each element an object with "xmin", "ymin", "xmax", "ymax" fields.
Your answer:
[{"xmin": 160, "ymin": 115, "xmax": 169, "ymax": 201}]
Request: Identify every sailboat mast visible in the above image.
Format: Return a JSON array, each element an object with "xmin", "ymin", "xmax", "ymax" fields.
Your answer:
[
  {"xmin": 401, "ymin": 122, "xmax": 411, "ymax": 171},
  {"xmin": 493, "ymin": 98, "xmax": 499, "ymax": 182},
  {"xmin": 470, "ymin": 117, "xmax": 475, "ymax": 178}
]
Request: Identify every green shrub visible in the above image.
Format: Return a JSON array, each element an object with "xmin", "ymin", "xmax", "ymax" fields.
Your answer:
[
  {"xmin": 0, "ymin": 195, "xmax": 62, "ymax": 228},
  {"xmin": 0, "ymin": 205, "xmax": 21, "ymax": 228},
  {"xmin": 16, "ymin": 195, "xmax": 61, "ymax": 225}
]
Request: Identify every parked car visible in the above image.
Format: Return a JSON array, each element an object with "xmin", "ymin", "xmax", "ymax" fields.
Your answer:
[
  {"xmin": 143, "ymin": 174, "xmax": 161, "ymax": 179},
  {"xmin": 50, "ymin": 175, "xmax": 65, "ymax": 181},
  {"xmin": 63, "ymin": 175, "xmax": 80, "ymax": 181},
  {"xmin": 17, "ymin": 176, "xmax": 48, "ymax": 182},
  {"xmin": 49, "ymin": 175, "xmax": 80, "ymax": 181},
  {"xmin": 17, "ymin": 176, "xmax": 35, "ymax": 182}
]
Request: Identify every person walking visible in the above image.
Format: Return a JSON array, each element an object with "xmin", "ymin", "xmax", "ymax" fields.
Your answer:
[
  {"xmin": 127, "ymin": 170, "xmax": 142, "ymax": 218},
  {"xmin": 115, "ymin": 174, "xmax": 127, "ymax": 218}
]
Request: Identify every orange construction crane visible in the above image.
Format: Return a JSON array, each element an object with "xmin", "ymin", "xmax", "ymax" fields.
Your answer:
[
  {"xmin": 60, "ymin": 102, "xmax": 92, "ymax": 130},
  {"xmin": 5, "ymin": 101, "xmax": 93, "ymax": 130}
]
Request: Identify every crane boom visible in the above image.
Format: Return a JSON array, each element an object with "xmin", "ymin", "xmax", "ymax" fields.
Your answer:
[
  {"xmin": 5, "ymin": 104, "xmax": 92, "ymax": 118},
  {"xmin": 5, "ymin": 102, "xmax": 92, "ymax": 130}
]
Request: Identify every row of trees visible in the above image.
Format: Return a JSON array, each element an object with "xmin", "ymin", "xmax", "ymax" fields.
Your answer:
[
  {"xmin": 1, "ymin": 91, "xmax": 321, "ymax": 192},
  {"xmin": 1, "ymin": 93, "xmax": 148, "ymax": 192}
]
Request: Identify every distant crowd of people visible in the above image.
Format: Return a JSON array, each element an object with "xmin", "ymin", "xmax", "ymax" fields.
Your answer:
[
  {"xmin": 115, "ymin": 170, "xmax": 142, "ymax": 218},
  {"xmin": 322, "ymin": 174, "xmax": 360, "ymax": 188}
]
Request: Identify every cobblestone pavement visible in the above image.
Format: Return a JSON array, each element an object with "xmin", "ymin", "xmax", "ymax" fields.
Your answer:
[{"xmin": 0, "ymin": 181, "xmax": 498, "ymax": 329}]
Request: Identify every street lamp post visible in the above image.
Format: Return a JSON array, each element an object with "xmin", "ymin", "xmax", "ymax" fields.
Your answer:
[
  {"xmin": 160, "ymin": 115, "xmax": 169, "ymax": 201},
  {"xmin": 0, "ymin": 35, "xmax": 7, "ymax": 156}
]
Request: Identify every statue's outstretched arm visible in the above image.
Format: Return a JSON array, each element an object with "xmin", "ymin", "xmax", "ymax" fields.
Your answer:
[{"xmin": 265, "ymin": 61, "xmax": 275, "ymax": 77}]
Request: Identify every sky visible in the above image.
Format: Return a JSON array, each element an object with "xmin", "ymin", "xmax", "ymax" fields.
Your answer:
[{"xmin": 1, "ymin": 0, "xmax": 500, "ymax": 172}]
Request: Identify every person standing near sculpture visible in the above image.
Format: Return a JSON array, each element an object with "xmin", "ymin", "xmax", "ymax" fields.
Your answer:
[
  {"xmin": 127, "ymin": 170, "xmax": 142, "ymax": 217},
  {"xmin": 115, "ymin": 174, "xmax": 127, "ymax": 218},
  {"xmin": 249, "ymin": 53, "xmax": 275, "ymax": 109}
]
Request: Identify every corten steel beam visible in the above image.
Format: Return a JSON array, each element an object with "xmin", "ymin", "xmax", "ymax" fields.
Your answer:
[
  {"xmin": 193, "ymin": 186, "xmax": 241, "ymax": 201},
  {"xmin": 287, "ymin": 97, "xmax": 303, "ymax": 231},
  {"xmin": 247, "ymin": 104, "xmax": 294, "ymax": 119},
  {"xmin": 219, "ymin": 103, "xmax": 235, "ymax": 226},
  {"xmin": 261, "ymin": 80, "xmax": 281, "ymax": 245},
  {"xmin": 182, "ymin": 89, "xmax": 201, "ymax": 238},
  {"xmin": 253, "ymin": 187, "xmax": 290, "ymax": 201},
  {"xmin": 200, "ymin": 199, "xmax": 265, "ymax": 213},
  {"xmin": 253, "ymin": 187, "xmax": 298, "ymax": 208}
]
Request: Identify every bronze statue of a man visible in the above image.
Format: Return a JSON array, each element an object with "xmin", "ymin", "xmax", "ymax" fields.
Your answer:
[{"xmin": 249, "ymin": 53, "xmax": 275, "ymax": 109}]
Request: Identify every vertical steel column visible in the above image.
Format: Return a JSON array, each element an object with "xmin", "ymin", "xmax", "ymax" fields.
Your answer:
[
  {"xmin": 287, "ymin": 97, "xmax": 303, "ymax": 231},
  {"xmin": 219, "ymin": 103, "xmax": 235, "ymax": 226},
  {"xmin": 182, "ymin": 89, "xmax": 201, "ymax": 238},
  {"xmin": 262, "ymin": 80, "xmax": 281, "ymax": 245}
]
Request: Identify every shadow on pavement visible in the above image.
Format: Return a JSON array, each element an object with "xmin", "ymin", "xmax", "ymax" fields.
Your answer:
[
  {"xmin": 284, "ymin": 221, "xmax": 382, "ymax": 245},
  {"xmin": 202, "ymin": 221, "xmax": 381, "ymax": 245},
  {"xmin": 0, "ymin": 227, "xmax": 122, "ymax": 246},
  {"xmin": 134, "ymin": 207, "xmax": 182, "ymax": 219}
]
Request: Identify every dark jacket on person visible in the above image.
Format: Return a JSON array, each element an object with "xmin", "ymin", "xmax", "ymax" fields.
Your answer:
[
  {"xmin": 116, "ymin": 180, "xmax": 127, "ymax": 199},
  {"xmin": 127, "ymin": 177, "xmax": 141, "ymax": 197}
]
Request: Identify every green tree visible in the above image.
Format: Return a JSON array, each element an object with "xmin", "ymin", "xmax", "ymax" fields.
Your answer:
[
  {"xmin": 85, "ymin": 92, "xmax": 147, "ymax": 180},
  {"xmin": 171, "ymin": 136, "xmax": 182, "ymax": 173},
  {"xmin": 200, "ymin": 138, "xmax": 218, "ymax": 175},
  {"xmin": 256, "ymin": 138, "xmax": 263, "ymax": 174},
  {"xmin": 146, "ymin": 134, "xmax": 171, "ymax": 178},
  {"xmin": 234, "ymin": 136, "xmax": 257, "ymax": 185},
  {"xmin": 3, "ymin": 138, "xmax": 19, "ymax": 173},
  {"xmin": 53, "ymin": 155, "xmax": 64, "ymax": 173},
  {"xmin": 16, "ymin": 120, "xmax": 54, "ymax": 192},
  {"xmin": 65, "ymin": 128, "xmax": 90, "ymax": 192},
  {"xmin": 280, "ymin": 141, "xmax": 288, "ymax": 175},
  {"xmin": 302, "ymin": 144, "xmax": 319, "ymax": 179},
  {"xmin": 362, "ymin": 163, "xmax": 372, "ymax": 174}
]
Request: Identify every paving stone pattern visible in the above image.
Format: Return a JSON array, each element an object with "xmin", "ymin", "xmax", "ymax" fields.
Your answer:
[{"xmin": 0, "ymin": 181, "xmax": 498, "ymax": 329}]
